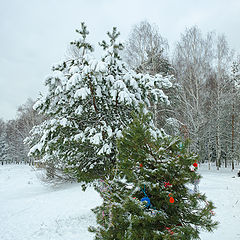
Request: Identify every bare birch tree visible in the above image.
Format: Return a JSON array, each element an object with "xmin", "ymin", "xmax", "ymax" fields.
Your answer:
[
  {"xmin": 173, "ymin": 27, "xmax": 234, "ymax": 170},
  {"xmin": 123, "ymin": 20, "xmax": 177, "ymax": 133},
  {"xmin": 123, "ymin": 20, "xmax": 171, "ymax": 76},
  {"xmin": 173, "ymin": 26, "xmax": 214, "ymax": 154}
]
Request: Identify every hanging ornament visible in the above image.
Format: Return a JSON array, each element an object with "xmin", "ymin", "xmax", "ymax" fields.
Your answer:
[
  {"xmin": 164, "ymin": 181, "xmax": 172, "ymax": 188},
  {"xmin": 140, "ymin": 197, "xmax": 151, "ymax": 207},
  {"xmin": 193, "ymin": 162, "xmax": 198, "ymax": 168},
  {"xmin": 168, "ymin": 193, "xmax": 175, "ymax": 203},
  {"xmin": 165, "ymin": 227, "xmax": 174, "ymax": 235},
  {"xmin": 139, "ymin": 163, "xmax": 143, "ymax": 168}
]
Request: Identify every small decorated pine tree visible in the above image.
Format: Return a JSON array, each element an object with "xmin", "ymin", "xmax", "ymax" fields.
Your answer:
[{"xmin": 89, "ymin": 109, "xmax": 218, "ymax": 239}]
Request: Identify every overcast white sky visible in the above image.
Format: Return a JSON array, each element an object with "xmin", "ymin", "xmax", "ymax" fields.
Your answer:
[{"xmin": 1, "ymin": 0, "xmax": 240, "ymax": 120}]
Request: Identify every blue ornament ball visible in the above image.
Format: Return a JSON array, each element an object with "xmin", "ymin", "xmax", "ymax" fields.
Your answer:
[{"xmin": 140, "ymin": 197, "xmax": 151, "ymax": 207}]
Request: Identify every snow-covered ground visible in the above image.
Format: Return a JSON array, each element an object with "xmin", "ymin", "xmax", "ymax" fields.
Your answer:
[
  {"xmin": 199, "ymin": 164, "xmax": 240, "ymax": 240},
  {"xmin": 0, "ymin": 164, "xmax": 101, "ymax": 240},
  {"xmin": 0, "ymin": 164, "xmax": 240, "ymax": 240}
]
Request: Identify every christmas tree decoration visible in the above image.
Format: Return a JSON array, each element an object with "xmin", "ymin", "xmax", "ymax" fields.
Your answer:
[
  {"xmin": 139, "ymin": 185, "xmax": 152, "ymax": 208},
  {"xmin": 169, "ymin": 197, "xmax": 174, "ymax": 203},
  {"xmin": 193, "ymin": 162, "xmax": 198, "ymax": 168},
  {"xmin": 168, "ymin": 193, "xmax": 175, "ymax": 203},
  {"xmin": 140, "ymin": 197, "xmax": 151, "ymax": 207},
  {"xmin": 165, "ymin": 227, "xmax": 174, "ymax": 235},
  {"xmin": 164, "ymin": 181, "xmax": 172, "ymax": 188},
  {"xmin": 89, "ymin": 109, "xmax": 218, "ymax": 239}
]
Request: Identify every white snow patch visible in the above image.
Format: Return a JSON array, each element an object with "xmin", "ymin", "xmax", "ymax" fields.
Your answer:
[
  {"xmin": 69, "ymin": 66, "xmax": 79, "ymax": 74},
  {"xmin": 90, "ymin": 133, "xmax": 102, "ymax": 145},
  {"xmin": 75, "ymin": 105, "xmax": 83, "ymax": 115},
  {"xmin": 0, "ymin": 165, "xmax": 102, "ymax": 240},
  {"xmin": 96, "ymin": 86, "xmax": 102, "ymax": 97},
  {"xmin": 74, "ymin": 88, "xmax": 90, "ymax": 100},
  {"xmin": 96, "ymin": 62, "xmax": 107, "ymax": 72},
  {"xmin": 59, "ymin": 118, "xmax": 68, "ymax": 127}
]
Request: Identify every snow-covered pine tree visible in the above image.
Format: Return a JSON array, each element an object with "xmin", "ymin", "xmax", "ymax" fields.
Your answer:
[
  {"xmin": 25, "ymin": 23, "xmax": 173, "ymax": 184},
  {"xmin": 90, "ymin": 108, "xmax": 218, "ymax": 239}
]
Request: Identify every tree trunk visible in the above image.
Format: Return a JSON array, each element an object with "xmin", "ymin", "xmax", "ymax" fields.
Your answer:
[
  {"xmin": 225, "ymin": 155, "xmax": 227, "ymax": 168},
  {"xmin": 208, "ymin": 150, "xmax": 211, "ymax": 170},
  {"xmin": 232, "ymin": 90, "xmax": 235, "ymax": 171},
  {"xmin": 232, "ymin": 112, "xmax": 235, "ymax": 170}
]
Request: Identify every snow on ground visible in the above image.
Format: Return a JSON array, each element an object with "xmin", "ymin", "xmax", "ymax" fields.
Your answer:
[
  {"xmin": 0, "ymin": 164, "xmax": 101, "ymax": 240},
  {"xmin": 0, "ymin": 164, "xmax": 240, "ymax": 240},
  {"xmin": 198, "ymin": 164, "xmax": 240, "ymax": 240}
]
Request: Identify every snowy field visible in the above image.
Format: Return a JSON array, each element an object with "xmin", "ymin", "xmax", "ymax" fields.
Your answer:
[
  {"xmin": 0, "ymin": 165, "xmax": 102, "ymax": 240},
  {"xmin": 198, "ymin": 164, "xmax": 240, "ymax": 240},
  {"xmin": 0, "ymin": 164, "xmax": 240, "ymax": 240}
]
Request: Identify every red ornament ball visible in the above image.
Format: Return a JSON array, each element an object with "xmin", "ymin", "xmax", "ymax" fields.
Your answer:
[
  {"xmin": 165, "ymin": 227, "xmax": 174, "ymax": 235},
  {"xmin": 193, "ymin": 162, "xmax": 198, "ymax": 168},
  {"xmin": 139, "ymin": 163, "xmax": 143, "ymax": 168},
  {"xmin": 164, "ymin": 182, "xmax": 172, "ymax": 188}
]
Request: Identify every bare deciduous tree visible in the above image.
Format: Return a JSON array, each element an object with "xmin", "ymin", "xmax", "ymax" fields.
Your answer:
[
  {"xmin": 173, "ymin": 26, "xmax": 214, "ymax": 154},
  {"xmin": 123, "ymin": 20, "xmax": 171, "ymax": 75},
  {"xmin": 173, "ymin": 26, "xmax": 235, "ymax": 169},
  {"xmin": 4, "ymin": 99, "xmax": 44, "ymax": 165}
]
